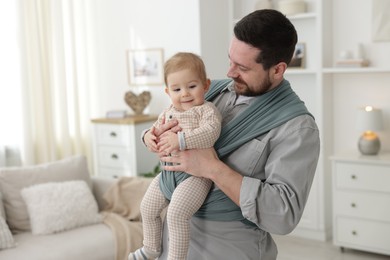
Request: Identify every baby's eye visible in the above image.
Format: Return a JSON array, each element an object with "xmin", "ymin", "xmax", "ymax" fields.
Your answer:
[
  {"xmin": 189, "ymin": 85, "xmax": 197, "ymax": 89},
  {"xmin": 173, "ymin": 88, "xmax": 180, "ymax": 92}
]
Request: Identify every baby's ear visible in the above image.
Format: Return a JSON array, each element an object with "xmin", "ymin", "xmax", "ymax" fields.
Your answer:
[
  {"xmin": 164, "ymin": 87, "xmax": 169, "ymax": 95},
  {"xmin": 204, "ymin": 79, "xmax": 211, "ymax": 91}
]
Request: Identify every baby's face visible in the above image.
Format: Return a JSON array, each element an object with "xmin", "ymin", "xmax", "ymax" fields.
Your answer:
[{"xmin": 165, "ymin": 69, "xmax": 209, "ymax": 111}]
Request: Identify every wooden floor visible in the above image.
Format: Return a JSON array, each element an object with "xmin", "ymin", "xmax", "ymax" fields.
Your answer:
[{"xmin": 273, "ymin": 235, "xmax": 390, "ymax": 260}]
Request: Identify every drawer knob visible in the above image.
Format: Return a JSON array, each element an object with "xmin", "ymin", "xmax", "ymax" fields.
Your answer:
[
  {"xmin": 110, "ymin": 132, "xmax": 117, "ymax": 137},
  {"xmin": 111, "ymin": 154, "xmax": 118, "ymax": 160},
  {"xmin": 352, "ymin": 230, "xmax": 357, "ymax": 236},
  {"xmin": 351, "ymin": 174, "xmax": 357, "ymax": 180},
  {"xmin": 351, "ymin": 203, "xmax": 356, "ymax": 208}
]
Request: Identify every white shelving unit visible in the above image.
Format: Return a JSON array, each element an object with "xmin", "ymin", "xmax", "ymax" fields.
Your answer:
[
  {"xmin": 285, "ymin": 0, "xmax": 333, "ymax": 241},
  {"xmin": 323, "ymin": 67, "xmax": 390, "ymax": 74},
  {"xmin": 324, "ymin": 0, "xmax": 390, "ymax": 155}
]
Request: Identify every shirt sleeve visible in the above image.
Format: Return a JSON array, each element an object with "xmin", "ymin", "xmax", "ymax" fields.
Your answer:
[{"xmin": 239, "ymin": 119, "xmax": 320, "ymax": 235}]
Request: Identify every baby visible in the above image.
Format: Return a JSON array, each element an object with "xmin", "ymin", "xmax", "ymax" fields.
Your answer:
[{"xmin": 128, "ymin": 52, "xmax": 221, "ymax": 260}]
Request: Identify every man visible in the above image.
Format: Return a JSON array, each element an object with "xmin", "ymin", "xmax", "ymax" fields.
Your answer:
[{"xmin": 148, "ymin": 9, "xmax": 320, "ymax": 260}]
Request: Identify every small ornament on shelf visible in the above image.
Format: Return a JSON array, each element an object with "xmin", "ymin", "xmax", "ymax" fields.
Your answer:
[
  {"xmin": 335, "ymin": 45, "xmax": 370, "ymax": 68},
  {"xmin": 124, "ymin": 90, "xmax": 151, "ymax": 115},
  {"xmin": 254, "ymin": 0, "xmax": 273, "ymax": 10},
  {"xmin": 277, "ymin": 0, "xmax": 307, "ymax": 16},
  {"xmin": 335, "ymin": 59, "xmax": 370, "ymax": 68},
  {"xmin": 106, "ymin": 110, "xmax": 128, "ymax": 119}
]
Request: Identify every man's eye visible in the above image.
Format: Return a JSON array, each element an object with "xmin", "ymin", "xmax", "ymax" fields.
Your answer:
[{"xmin": 238, "ymin": 66, "xmax": 249, "ymax": 72}]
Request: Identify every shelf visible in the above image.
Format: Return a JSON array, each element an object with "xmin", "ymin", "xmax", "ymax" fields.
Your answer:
[
  {"xmin": 285, "ymin": 69, "xmax": 317, "ymax": 75},
  {"xmin": 322, "ymin": 67, "xmax": 390, "ymax": 74},
  {"xmin": 230, "ymin": 0, "xmax": 330, "ymax": 242},
  {"xmin": 233, "ymin": 12, "xmax": 316, "ymax": 24},
  {"xmin": 91, "ymin": 115, "xmax": 158, "ymax": 125},
  {"xmin": 330, "ymin": 151, "xmax": 390, "ymax": 165},
  {"xmin": 287, "ymin": 12, "xmax": 317, "ymax": 20}
]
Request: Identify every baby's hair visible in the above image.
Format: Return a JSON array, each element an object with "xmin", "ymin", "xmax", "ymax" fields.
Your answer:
[{"xmin": 164, "ymin": 52, "xmax": 207, "ymax": 86}]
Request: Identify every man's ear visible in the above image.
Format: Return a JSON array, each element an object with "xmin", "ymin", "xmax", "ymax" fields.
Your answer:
[{"xmin": 271, "ymin": 62, "xmax": 287, "ymax": 81}]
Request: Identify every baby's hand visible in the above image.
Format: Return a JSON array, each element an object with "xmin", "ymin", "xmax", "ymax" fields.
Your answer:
[
  {"xmin": 158, "ymin": 131, "xmax": 179, "ymax": 155},
  {"xmin": 144, "ymin": 126, "xmax": 159, "ymax": 153}
]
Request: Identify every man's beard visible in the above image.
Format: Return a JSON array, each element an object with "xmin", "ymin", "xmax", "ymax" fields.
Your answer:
[{"xmin": 233, "ymin": 75, "xmax": 273, "ymax": 97}]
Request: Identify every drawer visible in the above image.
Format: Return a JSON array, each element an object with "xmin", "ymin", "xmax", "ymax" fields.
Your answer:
[
  {"xmin": 335, "ymin": 217, "xmax": 390, "ymax": 254},
  {"xmin": 334, "ymin": 162, "xmax": 390, "ymax": 192},
  {"xmin": 97, "ymin": 146, "xmax": 134, "ymax": 169},
  {"xmin": 95, "ymin": 124, "xmax": 134, "ymax": 146},
  {"xmin": 98, "ymin": 167, "xmax": 136, "ymax": 178},
  {"xmin": 334, "ymin": 190, "xmax": 390, "ymax": 221}
]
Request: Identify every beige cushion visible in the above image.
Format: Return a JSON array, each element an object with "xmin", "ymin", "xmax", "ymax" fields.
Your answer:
[
  {"xmin": 0, "ymin": 155, "xmax": 91, "ymax": 233},
  {"xmin": 21, "ymin": 180, "xmax": 102, "ymax": 235},
  {"xmin": 0, "ymin": 215, "xmax": 16, "ymax": 250},
  {"xmin": 0, "ymin": 192, "xmax": 5, "ymax": 219}
]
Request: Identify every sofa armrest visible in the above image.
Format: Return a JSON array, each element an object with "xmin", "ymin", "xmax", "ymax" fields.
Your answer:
[{"xmin": 92, "ymin": 177, "xmax": 118, "ymax": 211}]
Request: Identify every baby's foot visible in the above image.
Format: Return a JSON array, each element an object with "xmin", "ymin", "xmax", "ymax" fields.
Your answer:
[{"xmin": 128, "ymin": 247, "xmax": 160, "ymax": 260}]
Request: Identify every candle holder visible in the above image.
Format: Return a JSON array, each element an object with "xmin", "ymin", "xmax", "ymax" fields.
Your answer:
[{"xmin": 356, "ymin": 106, "xmax": 383, "ymax": 155}]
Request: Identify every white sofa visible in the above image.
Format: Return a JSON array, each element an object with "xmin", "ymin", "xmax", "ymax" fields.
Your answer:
[{"xmin": 0, "ymin": 155, "xmax": 149, "ymax": 260}]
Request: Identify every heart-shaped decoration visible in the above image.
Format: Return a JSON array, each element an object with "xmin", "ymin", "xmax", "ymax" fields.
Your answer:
[{"xmin": 124, "ymin": 90, "xmax": 152, "ymax": 115}]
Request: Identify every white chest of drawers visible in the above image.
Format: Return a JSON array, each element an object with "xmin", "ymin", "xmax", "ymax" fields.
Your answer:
[
  {"xmin": 330, "ymin": 152, "xmax": 390, "ymax": 256},
  {"xmin": 91, "ymin": 115, "xmax": 158, "ymax": 178}
]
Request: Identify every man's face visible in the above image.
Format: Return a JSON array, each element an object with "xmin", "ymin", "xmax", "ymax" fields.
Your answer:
[{"xmin": 227, "ymin": 37, "xmax": 274, "ymax": 96}]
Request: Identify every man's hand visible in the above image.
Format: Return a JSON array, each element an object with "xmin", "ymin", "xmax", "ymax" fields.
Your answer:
[
  {"xmin": 160, "ymin": 147, "xmax": 243, "ymax": 206},
  {"xmin": 160, "ymin": 148, "xmax": 219, "ymax": 178}
]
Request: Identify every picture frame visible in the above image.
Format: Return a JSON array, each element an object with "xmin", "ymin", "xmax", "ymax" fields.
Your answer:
[
  {"xmin": 127, "ymin": 48, "xmax": 164, "ymax": 86},
  {"xmin": 289, "ymin": 42, "xmax": 305, "ymax": 68}
]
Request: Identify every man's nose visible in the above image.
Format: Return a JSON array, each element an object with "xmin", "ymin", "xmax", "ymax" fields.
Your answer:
[{"xmin": 227, "ymin": 65, "xmax": 238, "ymax": 78}]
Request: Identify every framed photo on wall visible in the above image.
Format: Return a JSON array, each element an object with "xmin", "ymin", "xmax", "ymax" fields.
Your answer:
[
  {"xmin": 127, "ymin": 48, "xmax": 164, "ymax": 86},
  {"xmin": 289, "ymin": 42, "xmax": 305, "ymax": 68}
]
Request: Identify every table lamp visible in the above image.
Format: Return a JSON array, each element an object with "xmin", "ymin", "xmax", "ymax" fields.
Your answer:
[{"xmin": 356, "ymin": 106, "xmax": 383, "ymax": 155}]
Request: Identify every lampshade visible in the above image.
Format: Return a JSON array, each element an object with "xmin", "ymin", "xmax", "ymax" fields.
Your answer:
[{"xmin": 356, "ymin": 106, "xmax": 383, "ymax": 132}]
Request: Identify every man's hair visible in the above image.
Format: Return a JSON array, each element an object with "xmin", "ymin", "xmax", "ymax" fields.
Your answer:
[
  {"xmin": 234, "ymin": 9, "xmax": 297, "ymax": 70},
  {"xmin": 164, "ymin": 52, "xmax": 207, "ymax": 85}
]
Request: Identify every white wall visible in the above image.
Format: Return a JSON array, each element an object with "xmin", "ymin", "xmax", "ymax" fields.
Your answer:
[
  {"xmin": 91, "ymin": 0, "xmax": 229, "ymax": 118},
  {"xmin": 92, "ymin": 0, "xmax": 201, "ymax": 117},
  {"xmin": 90, "ymin": 0, "xmax": 390, "ymax": 154}
]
